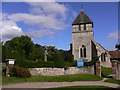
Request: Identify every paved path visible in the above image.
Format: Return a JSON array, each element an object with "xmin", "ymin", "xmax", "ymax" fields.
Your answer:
[{"xmin": 2, "ymin": 81, "xmax": 120, "ymax": 89}]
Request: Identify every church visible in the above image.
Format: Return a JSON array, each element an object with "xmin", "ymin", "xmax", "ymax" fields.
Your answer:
[{"xmin": 71, "ymin": 9, "xmax": 111, "ymax": 67}]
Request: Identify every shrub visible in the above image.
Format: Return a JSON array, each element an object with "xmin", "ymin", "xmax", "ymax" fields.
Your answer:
[
  {"xmin": 52, "ymin": 52, "xmax": 65, "ymax": 68},
  {"xmin": 21, "ymin": 60, "xmax": 54, "ymax": 68},
  {"xmin": 10, "ymin": 66, "xmax": 31, "ymax": 78},
  {"xmin": 2, "ymin": 68, "xmax": 6, "ymax": 76},
  {"xmin": 84, "ymin": 56, "xmax": 99, "ymax": 66},
  {"xmin": 64, "ymin": 61, "xmax": 76, "ymax": 68},
  {"xmin": 65, "ymin": 54, "xmax": 74, "ymax": 62}
]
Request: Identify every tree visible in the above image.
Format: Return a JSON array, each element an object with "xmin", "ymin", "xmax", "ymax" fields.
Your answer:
[
  {"xmin": 3, "ymin": 35, "xmax": 35, "ymax": 60},
  {"xmin": 51, "ymin": 52, "xmax": 64, "ymax": 68},
  {"xmin": 115, "ymin": 43, "xmax": 120, "ymax": 50},
  {"xmin": 65, "ymin": 54, "xmax": 74, "ymax": 62},
  {"xmin": 33, "ymin": 44, "xmax": 45, "ymax": 61}
]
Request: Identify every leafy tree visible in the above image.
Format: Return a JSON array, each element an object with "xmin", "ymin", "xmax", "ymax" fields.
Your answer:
[
  {"xmin": 4, "ymin": 36, "xmax": 35, "ymax": 59},
  {"xmin": 65, "ymin": 54, "xmax": 74, "ymax": 62},
  {"xmin": 33, "ymin": 44, "xmax": 45, "ymax": 61},
  {"xmin": 52, "ymin": 52, "xmax": 64, "ymax": 68},
  {"xmin": 47, "ymin": 46, "xmax": 57, "ymax": 61},
  {"xmin": 115, "ymin": 43, "xmax": 120, "ymax": 50}
]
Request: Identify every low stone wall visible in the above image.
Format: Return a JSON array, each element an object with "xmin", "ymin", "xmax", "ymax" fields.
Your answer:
[
  {"xmin": 29, "ymin": 66, "xmax": 94, "ymax": 76},
  {"xmin": 29, "ymin": 68, "xmax": 64, "ymax": 76}
]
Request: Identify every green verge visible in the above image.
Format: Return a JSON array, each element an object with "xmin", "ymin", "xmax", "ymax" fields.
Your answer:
[
  {"xmin": 105, "ymin": 78, "xmax": 120, "ymax": 84},
  {"xmin": 2, "ymin": 74, "xmax": 103, "ymax": 84},
  {"xmin": 46, "ymin": 86, "xmax": 112, "ymax": 90},
  {"xmin": 101, "ymin": 67, "xmax": 112, "ymax": 77}
]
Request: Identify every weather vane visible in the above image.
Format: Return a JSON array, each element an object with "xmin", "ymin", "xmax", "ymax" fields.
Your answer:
[{"xmin": 81, "ymin": 5, "xmax": 84, "ymax": 11}]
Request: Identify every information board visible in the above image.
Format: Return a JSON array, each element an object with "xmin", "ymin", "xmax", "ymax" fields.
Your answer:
[{"xmin": 77, "ymin": 60, "xmax": 84, "ymax": 66}]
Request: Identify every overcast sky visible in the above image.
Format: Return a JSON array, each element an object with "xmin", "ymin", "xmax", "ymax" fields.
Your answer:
[{"xmin": 1, "ymin": 2, "xmax": 118, "ymax": 50}]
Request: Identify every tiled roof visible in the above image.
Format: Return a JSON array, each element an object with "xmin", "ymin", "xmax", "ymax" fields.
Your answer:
[
  {"xmin": 72, "ymin": 11, "xmax": 93, "ymax": 25},
  {"xmin": 109, "ymin": 50, "xmax": 120, "ymax": 60}
]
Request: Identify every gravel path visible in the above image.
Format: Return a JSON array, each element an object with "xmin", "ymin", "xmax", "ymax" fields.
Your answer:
[{"xmin": 2, "ymin": 81, "xmax": 120, "ymax": 89}]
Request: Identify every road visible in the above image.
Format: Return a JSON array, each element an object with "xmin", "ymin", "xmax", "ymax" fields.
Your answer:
[{"xmin": 2, "ymin": 81, "xmax": 120, "ymax": 89}]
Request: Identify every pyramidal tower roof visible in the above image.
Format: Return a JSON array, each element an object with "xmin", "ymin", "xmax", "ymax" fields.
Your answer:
[{"xmin": 72, "ymin": 9, "xmax": 93, "ymax": 25}]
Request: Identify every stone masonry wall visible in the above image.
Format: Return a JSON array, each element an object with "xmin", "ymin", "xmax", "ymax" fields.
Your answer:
[
  {"xmin": 29, "ymin": 66, "xmax": 94, "ymax": 76},
  {"xmin": 111, "ymin": 61, "xmax": 120, "ymax": 80}
]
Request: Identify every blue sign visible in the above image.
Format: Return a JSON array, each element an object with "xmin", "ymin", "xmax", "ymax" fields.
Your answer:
[{"xmin": 77, "ymin": 59, "xmax": 84, "ymax": 66}]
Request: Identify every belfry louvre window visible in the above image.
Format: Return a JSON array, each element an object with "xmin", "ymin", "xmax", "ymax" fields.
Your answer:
[
  {"xmin": 80, "ymin": 45, "xmax": 86, "ymax": 58},
  {"xmin": 84, "ymin": 24, "xmax": 86, "ymax": 30}
]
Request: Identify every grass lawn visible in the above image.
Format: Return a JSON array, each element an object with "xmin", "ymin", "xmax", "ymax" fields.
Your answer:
[
  {"xmin": 2, "ymin": 74, "xmax": 103, "ymax": 84},
  {"xmin": 105, "ymin": 78, "xmax": 120, "ymax": 84},
  {"xmin": 46, "ymin": 86, "xmax": 113, "ymax": 90},
  {"xmin": 101, "ymin": 67, "xmax": 112, "ymax": 77}
]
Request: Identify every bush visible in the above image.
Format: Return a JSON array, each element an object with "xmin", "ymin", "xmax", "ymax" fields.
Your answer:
[
  {"xmin": 20, "ymin": 60, "xmax": 54, "ymax": 68},
  {"xmin": 10, "ymin": 66, "xmax": 31, "ymax": 78},
  {"xmin": 52, "ymin": 52, "xmax": 65, "ymax": 68},
  {"xmin": 64, "ymin": 61, "xmax": 76, "ymax": 68},
  {"xmin": 2, "ymin": 68, "xmax": 6, "ymax": 76},
  {"xmin": 65, "ymin": 54, "xmax": 74, "ymax": 62},
  {"xmin": 84, "ymin": 56, "xmax": 99, "ymax": 66}
]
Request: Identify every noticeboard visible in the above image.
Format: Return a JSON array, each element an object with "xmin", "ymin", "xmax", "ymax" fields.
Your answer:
[
  {"xmin": 9, "ymin": 61, "xmax": 15, "ymax": 65},
  {"xmin": 77, "ymin": 60, "xmax": 84, "ymax": 66}
]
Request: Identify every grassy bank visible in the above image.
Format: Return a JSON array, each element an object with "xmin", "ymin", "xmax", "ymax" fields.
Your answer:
[
  {"xmin": 2, "ymin": 74, "xmax": 103, "ymax": 84},
  {"xmin": 46, "ymin": 86, "xmax": 112, "ymax": 90},
  {"xmin": 105, "ymin": 78, "xmax": 120, "ymax": 84},
  {"xmin": 101, "ymin": 67, "xmax": 112, "ymax": 77}
]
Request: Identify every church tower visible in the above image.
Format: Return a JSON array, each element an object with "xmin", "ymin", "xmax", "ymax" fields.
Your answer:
[{"xmin": 72, "ymin": 8, "xmax": 94, "ymax": 61}]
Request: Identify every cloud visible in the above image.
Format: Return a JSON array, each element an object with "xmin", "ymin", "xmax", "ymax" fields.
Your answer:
[
  {"xmin": 73, "ymin": 11, "xmax": 77, "ymax": 18},
  {"xmin": 2, "ymin": 2, "xmax": 68, "ymax": 41},
  {"xmin": 26, "ymin": 29, "xmax": 55, "ymax": 38},
  {"xmin": 108, "ymin": 31, "xmax": 120, "ymax": 39},
  {"xmin": 1, "ymin": 20, "xmax": 24, "ymax": 41},
  {"xmin": 28, "ymin": 2, "xmax": 67, "ymax": 17},
  {"xmin": 8, "ymin": 13, "xmax": 65, "ymax": 30},
  {"xmin": 7, "ymin": 2, "xmax": 68, "ymax": 30}
]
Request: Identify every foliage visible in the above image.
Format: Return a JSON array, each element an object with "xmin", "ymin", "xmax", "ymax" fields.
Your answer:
[
  {"xmin": 65, "ymin": 54, "xmax": 74, "ymax": 62},
  {"xmin": 2, "ymin": 35, "xmax": 35, "ymax": 61},
  {"xmin": 20, "ymin": 60, "xmax": 54, "ymax": 68},
  {"xmin": 2, "ymin": 68, "xmax": 6, "ymax": 76},
  {"xmin": 2, "ymin": 74, "xmax": 103, "ymax": 84},
  {"xmin": 51, "ymin": 52, "xmax": 65, "ymax": 68},
  {"xmin": 64, "ymin": 61, "xmax": 76, "ymax": 68},
  {"xmin": 115, "ymin": 43, "xmax": 120, "ymax": 50},
  {"xmin": 2, "ymin": 35, "xmax": 75, "ymax": 68},
  {"xmin": 101, "ymin": 67, "xmax": 112, "ymax": 77},
  {"xmin": 84, "ymin": 56, "xmax": 99, "ymax": 66},
  {"xmin": 10, "ymin": 66, "xmax": 31, "ymax": 78}
]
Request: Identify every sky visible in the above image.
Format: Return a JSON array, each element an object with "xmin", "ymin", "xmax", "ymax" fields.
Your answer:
[{"xmin": 1, "ymin": 1, "xmax": 118, "ymax": 50}]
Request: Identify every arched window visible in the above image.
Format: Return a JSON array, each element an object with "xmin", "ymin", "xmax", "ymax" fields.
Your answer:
[
  {"xmin": 84, "ymin": 47, "xmax": 86, "ymax": 57},
  {"xmin": 84, "ymin": 24, "xmax": 86, "ymax": 30},
  {"xmin": 80, "ymin": 48, "xmax": 83, "ymax": 57},
  {"xmin": 80, "ymin": 45, "xmax": 86, "ymax": 58},
  {"xmin": 101, "ymin": 53, "xmax": 104, "ymax": 62},
  {"xmin": 101, "ymin": 53, "xmax": 106, "ymax": 62}
]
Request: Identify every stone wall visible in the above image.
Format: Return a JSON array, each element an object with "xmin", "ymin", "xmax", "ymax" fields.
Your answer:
[
  {"xmin": 72, "ymin": 31, "xmax": 94, "ymax": 61},
  {"xmin": 111, "ymin": 61, "xmax": 120, "ymax": 80},
  {"xmin": 29, "ymin": 66, "xmax": 94, "ymax": 76}
]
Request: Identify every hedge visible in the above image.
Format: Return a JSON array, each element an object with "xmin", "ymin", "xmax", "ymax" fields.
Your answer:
[
  {"xmin": 84, "ymin": 56, "xmax": 99, "ymax": 66},
  {"xmin": 10, "ymin": 66, "xmax": 31, "ymax": 78}
]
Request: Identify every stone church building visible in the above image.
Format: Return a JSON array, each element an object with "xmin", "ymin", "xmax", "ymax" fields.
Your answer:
[{"xmin": 71, "ymin": 9, "xmax": 111, "ymax": 67}]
